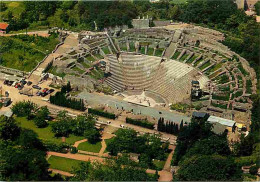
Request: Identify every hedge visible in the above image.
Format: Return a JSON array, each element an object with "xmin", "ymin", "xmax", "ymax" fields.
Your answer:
[
  {"xmin": 88, "ymin": 108, "xmax": 116, "ymax": 119},
  {"xmin": 126, "ymin": 117, "xmax": 154, "ymax": 129}
]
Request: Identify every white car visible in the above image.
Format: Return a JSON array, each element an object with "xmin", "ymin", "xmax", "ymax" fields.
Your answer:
[
  {"xmin": 120, "ymin": 124, "xmax": 125, "ymax": 128},
  {"xmin": 107, "ymin": 121, "xmax": 111, "ymax": 124}
]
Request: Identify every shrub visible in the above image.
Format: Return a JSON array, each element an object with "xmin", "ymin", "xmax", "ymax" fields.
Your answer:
[
  {"xmin": 126, "ymin": 117, "xmax": 154, "ymax": 129},
  {"xmin": 88, "ymin": 108, "xmax": 116, "ymax": 119},
  {"xmin": 70, "ymin": 146, "xmax": 78, "ymax": 154},
  {"xmin": 43, "ymin": 141, "xmax": 70, "ymax": 153},
  {"xmin": 84, "ymin": 128, "xmax": 101, "ymax": 144},
  {"xmin": 249, "ymin": 166, "xmax": 258, "ymax": 175}
]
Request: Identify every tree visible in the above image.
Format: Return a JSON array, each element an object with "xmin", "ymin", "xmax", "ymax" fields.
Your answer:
[
  {"xmin": 255, "ymin": 1, "xmax": 260, "ymax": 16},
  {"xmin": 33, "ymin": 106, "xmax": 50, "ymax": 128},
  {"xmin": 172, "ymin": 118, "xmax": 213, "ymax": 165},
  {"xmin": 51, "ymin": 111, "xmax": 72, "ymax": 137},
  {"xmin": 0, "ymin": 116, "xmax": 21, "ymax": 141},
  {"xmin": 84, "ymin": 129, "xmax": 101, "ymax": 144},
  {"xmin": 11, "ymin": 100, "xmax": 37, "ymax": 118},
  {"xmin": 249, "ymin": 165, "xmax": 258, "ymax": 175},
  {"xmin": 71, "ymin": 114, "xmax": 96, "ymax": 136},
  {"xmin": 176, "ymin": 155, "xmax": 242, "ymax": 181}
]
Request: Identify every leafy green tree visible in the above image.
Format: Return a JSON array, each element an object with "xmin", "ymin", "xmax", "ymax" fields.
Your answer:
[
  {"xmin": 71, "ymin": 114, "xmax": 96, "ymax": 136},
  {"xmin": 183, "ymin": 135, "xmax": 231, "ymax": 160},
  {"xmin": 51, "ymin": 111, "xmax": 72, "ymax": 137},
  {"xmin": 84, "ymin": 128, "xmax": 101, "ymax": 144},
  {"xmin": 11, "ymin": 101, "xmax": 37, "ymax": 118},
  {"xmin": 0, "ymin": 116, "xmax": 21, "ymax": 141},
  {"xmin": 249, "ymin": 165, "xmax": 258, "ymax": 175},
  {"xmin": 176, "ymin": 155, "xmax": 242, "ymax": 181},
  {"xmin": 33, "ymin": 106, "xmax": 50, "ymax": 128},
  {"xmin": 255, "ymin": 1, "xmax": 260, "ymax": 16},
  {"xmin": 172, "ymin": 118, "xmax": 213, "ymax": 165}
]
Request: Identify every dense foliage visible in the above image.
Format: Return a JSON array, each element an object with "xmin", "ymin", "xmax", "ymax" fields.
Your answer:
[
  {"xmin": 33, "ymin": 106, "xmax": 50, "ymax": 128},
  {"xmin": 88, "ymin": 108, "xmax": 116, "ymax": 119},
  {"xmin": 157, "ymin": 117, "xmax": 183, "ymax": 135},
  {"xmin": 50, "ymin": 83, "xmax": 85, "ymax": 111},
  {"xmin": 0, "ymin": 116, "xmax": 51, "ymax": 181},
  {"xmin": 11, "ymin": 100, "xmax": 37, "ymax": 118},
  {"xmin": 126, "ymin": 117, "xmax": 154, "ymax": 129},
  {"xmin": 51, "ymin": 110, "xmax": 97, "ymax": 139},
  {"xmin": 176, "ymin": 155, "xmax": 242, "ymax": 181},
  {"xmin": 106, "ymin": 128, "xmax": 169, "ymax": 169},
  {"xmin": 0, "ymin": 34, "xmax": 59, "ymax": 71},
  {"xmin": 72, "ymin": 155, "xmax": 158, "ymax": 181}
]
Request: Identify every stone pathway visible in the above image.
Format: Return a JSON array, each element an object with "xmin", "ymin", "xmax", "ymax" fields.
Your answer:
[
  {"xmin": 47, "ymin": 151, "xmax": 104, "ymax": 163},
  {"xmin": 48, "ymin": 168, "xmax": 74, "ymax": 177},
  {"xmin": 73, "ymin": 139, "xmax": 87, "ymax": 148}
]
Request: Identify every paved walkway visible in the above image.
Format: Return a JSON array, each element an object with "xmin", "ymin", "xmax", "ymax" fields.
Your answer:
[
  {"xmin": 48, "ymin": 168, "xmax": 74, "ymax": 177},
  {"xmin": 47, "ymin": 151, "xmax": 104, "ymax": 163}
]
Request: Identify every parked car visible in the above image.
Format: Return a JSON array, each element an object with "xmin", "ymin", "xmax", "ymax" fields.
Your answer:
[
  {"xmin": 36, "ymin": 91, "xmax": 42, "ymax": 96},
  {"xmin": 4, "ymin": 80, "xmax": 8, "ymax": 85},
  {"xmin": 7, "ymin": 81, "xmax": 14, "ymax": 86},
  {"xmin": 18, "ymin": 85, "xmax": 23, "ymax": 90},
  {"xmin": 27, "ymin": 81, "xmax": 32, "ymax": 86},
  {"xmin": 15, "ymin": 83, "xmax": 20, "ymax": 88},
  {"xmin": 3, "ymin": 98, "xmax": 11, "ymax": 107},
  {"xmin": 47, "ymin": 89, "xmax": 54, "ymax": 94},
  {"xmin": 41, "ymin": 92, "xmax": 47, "ymax": 97},
  {"xmin": 42, "ymin": 88, "xmax": 49, "ymax": 93},
  {"xmin": 32, "ymin": 85, "xmax": 41, "ymax": 90},
  {"xmin": 20, "ymin": 79, "xmax": 27, "ymax": 85}
]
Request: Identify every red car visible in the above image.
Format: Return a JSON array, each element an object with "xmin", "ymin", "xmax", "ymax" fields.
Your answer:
[
  {"xmin": 42, "ymin": 88, "xmax": 49, "ymax": 93},
  {"xmin": 15, "ymin": 83, "xmax": 20, "ymax": 88}
]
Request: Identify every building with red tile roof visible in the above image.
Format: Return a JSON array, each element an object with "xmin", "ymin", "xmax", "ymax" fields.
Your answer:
[{"xmin": 0, "ymin": 22, "xmax": 9, "ymax": 34}]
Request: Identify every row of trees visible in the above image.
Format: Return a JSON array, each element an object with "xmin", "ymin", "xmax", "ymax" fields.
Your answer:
[
  {"xmin": 126, "ymin": 117, "xmax": 154, "ymax": 129},
  {"xmin": 50, "ymin": 82, "xmax": 85, "ymax": 111},
  {"xmin": 88, "ymin": 108, "xmax": 116, "ymax": 119},
  {"xmin": 157, "ymin": 117, "xmax": 184, "ymax": 135}
]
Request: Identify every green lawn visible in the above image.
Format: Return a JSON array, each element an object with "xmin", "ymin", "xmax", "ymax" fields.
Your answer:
[
  {"xmin": 171, "ymin": 51, "xmax": 181, "ymax": 60},
  {"xmin": 0, "ymin": 34, "xmax": 59, "ymax": 71},
  {"xmin": 17, "ymin": 117, "xmax": 84, "ymax": 145},
  {"xmin": 72, "ymin": 66, "xmax": 85, "ymax": 74},
  {"xmin": 153, "ymin": 160, "xmax": 165, "ymax": 170},
  {"xmin": 104, "ymin": 137, "xmax": 114, "ymax": 153},
  {"xmin": 77, "ymin": 141, "xmax": 102, "ymax": 153},
  {"xmin": 85, "ymin": 55, "xmax": 96, "ymax": 62},
  {"xmin": 48, "ymin": 156, "xmax": 85, "ymax": 172},
  {"xmin": 102, "ymin": 47, "xmax": 110, "ymax": 54},
  {"xmin": 179, "ymin": 53, "xmax": 189, "ymax": 62},
  {"xmin": 147, "ymin": 48, "xmax": 154, "ymax": 56},
  {"xmin": 154, "ymin": 48, "xmax": 164, "ymax": 57},
  {"xmin": 186, "ymin": 54, "xmax": 198, "ymax": 64}
]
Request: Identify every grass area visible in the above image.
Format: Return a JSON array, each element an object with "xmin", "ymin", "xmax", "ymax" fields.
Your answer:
[
  {"xmin": 154, "ymin": 48, "xmax": 164, "ymax": 57},
  {"xmin": 0, "ymin": 34, "xmax": 59, "ymax": 71},
  {"xmin": 199, "ymin": 61, "xmax": 211, "ymax": 70},
  {"xmin": 246, "ymin": 80, "xmax": 252, "ymax": 94},
  {"xmin": 81, "ymin": 61, "xmax": 91, "ymax": 69},
  {"xmin": 237, "ymin": 63, "xmax": 249, "ymax": 76},
  {"xmin": 0, "ymin": 2, "xmax": 25, "ymax": 21},
  {"xmin": 171, "ymin": 51, "xmax": 181, "ymax": 60},
  {"xmin": 93, "ymin": 54, "xmax": 104, "ymax": 60},
  {"xmin": 147, "ymin": 47, "xmax": 154, "ymax": 56},
  {"xmin": 102, "ymin": 46, "xmax": 110, "ymax": 54},
  {"xmin": 48, "ymin": 156, "xmax": 84, "ymax": 172},
  {"xmin": 129, "ymin": 42, "xmax": 136, "ymax": 52},
  {"xmin": 120, "ymin": 43, "xmax": 128, "ymax": 51},
  {"xmin": 153, "ymin": 160, "xmax": 165, "ymax": 170},
  {"xmin": 216, "ymin": 74, "xmax": 229, "ymax": 84},
  {"xmin": 170, "ymin": 103, "xmax": 190, "ymax": 113},
  {"xmin": 211, "ymin": 102, "xmax": 228, "ymax": 109},
  {"xmin": 104, "ymin": 137, "xmax": 114, "ymax": 153},
  {"xmin": 179, "ymin": 53, "xmax": 189, "ymax": 62},
  {"xmin": 140, "ymin": 47, "xmax": 146, "ymax": 54},
  {"xmin": 17, "ymin": 117, "xmax": 84, "ymax": 145},
  {"xmin": 193, "ymin": 58, "xmax": 204, "ymax": 67},
  {"xmin": 212, "ymin": 93, "xmax": 230, "ymax": 101},
  {"xmin": 48, "ymin": 66, "xmax": 66, "ymax": 78},
  {"xmin": 186, "ymin": 54, "xmax": 198, "ymax": 64},
  {"xmin": 209, "ymin": 69, "xmax": 222, "ymax": 79},
  {"xmin": 89, "ymin": 67, "xmax": 104, "ymax": 80},
  {"xmin": 72, "ymin": 66, "xmax": 85, "ymax": 74},
  {"xmin": 77, "ymin": 141, "xmax": 102, "ymax": 153},
  {"xmin": 85, "ymin": 55, "xmax": 96, "ymax": 62}
]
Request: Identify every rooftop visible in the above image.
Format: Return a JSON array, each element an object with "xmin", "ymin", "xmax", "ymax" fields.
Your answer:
[
  {"xmin": 207, "ymin": 115, "xmax": 236, "ymax": 127},
  {"xmin": 0, "ymin": 22, "xmax": 9, "ymax": 30}
]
